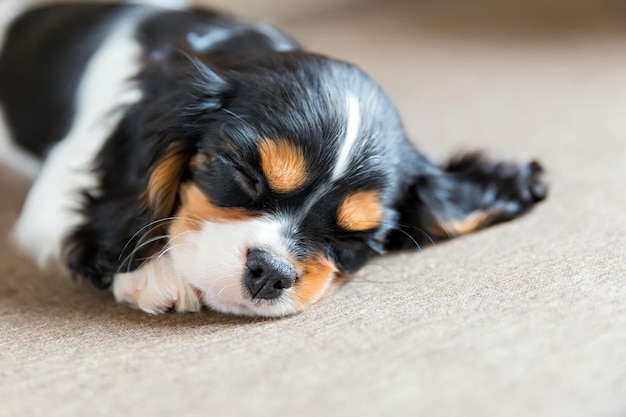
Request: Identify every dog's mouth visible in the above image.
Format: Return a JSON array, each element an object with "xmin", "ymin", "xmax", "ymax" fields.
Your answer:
[
  {"xmin": 196, "ymin": 279, "xmax": 299, "ymax": 317},
  {"xmin": 183, "ymin": 258, "xmax": 338, "ymax": 318}
]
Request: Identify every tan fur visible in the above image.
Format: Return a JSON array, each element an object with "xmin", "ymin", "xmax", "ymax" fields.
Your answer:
[
  {"xmin": 294, "ymin": 256, "xmax": 338, "ymax": 307},
  {"xmin": 146, "ymin": 145, "xmax": 189, "ymax": 218},
  {"xmin": 430, "ymin": 209, "xmax": 502, "ymax": 238},
  {"xmin": 337, "ymin": 190, "xmax": 384, "ymax": 231},
  {"xmin": 169, "ymin": 183, "xmax": 254, "ymax": 237},
  {"xmin": 259, "ymin": 138, "xmax": 308, "ymax": 193}
]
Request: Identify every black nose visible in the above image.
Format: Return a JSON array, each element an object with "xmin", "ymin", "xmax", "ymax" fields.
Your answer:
[{"xmin": 245, "ymin": 250, "xmax": 297, "ymax": 300}]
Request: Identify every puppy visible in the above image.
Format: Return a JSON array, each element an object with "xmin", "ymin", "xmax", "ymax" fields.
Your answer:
[{"xmin": 0, "ymin": 2, "xmax": 547, "ymax": 317}]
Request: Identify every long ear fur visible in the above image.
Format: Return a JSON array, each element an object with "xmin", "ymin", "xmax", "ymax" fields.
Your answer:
[
  {"xmin": 63, "ymin": 60, "xmax": 228, "ymax": 288},
  {"xmin": 63, "ymin": 125, "xmax": 197, "ymax": 288},
  {"xmin": 386, "ymin": 152, "xmax": 548, "ymax": 250}
]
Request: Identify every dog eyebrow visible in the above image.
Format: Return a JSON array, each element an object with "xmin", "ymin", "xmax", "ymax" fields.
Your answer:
[
  {"xmin": 258, "ymin": 138, "xmax": 309, "ymax": 193},
  {"xmin": 332, "ymin": 93, "xmax": 361, "ymax": 181},
  {"xmin": 337, "ymin": 190, "xmax": 383, "ymax": 232}
]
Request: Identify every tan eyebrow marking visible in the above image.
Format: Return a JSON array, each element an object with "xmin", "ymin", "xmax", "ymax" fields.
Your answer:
[
  {"xmin": 169, "ymin": 183, "xmax": 255, "ymax": 238},
  {"xmin": 258, "ymin": 138, "xmax": 308, "ymax": 193},
  {"xmin": 337, "ymin": 190, "xmax": 384, "ymax": 232}
]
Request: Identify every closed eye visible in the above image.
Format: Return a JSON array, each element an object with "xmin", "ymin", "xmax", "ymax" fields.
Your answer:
[
  {"xmin": 330, "ymin": 237, "xmax": 371, "ymax": 272},
  {"xmin": 333, "ymin": 237, "xmax": 364, "ymax": 251},
  {"xmin": 193, "ymin": 151, "xmax": 264, "ymax": 209},
  {"xmin": 232, "ymin": 167, "xmax": 262, "ymax": 200}
]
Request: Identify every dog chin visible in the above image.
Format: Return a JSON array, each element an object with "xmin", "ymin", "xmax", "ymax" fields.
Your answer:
[
  {"xmin": 200, "ymin": 290, "xmax": 303, "ymax": 318},
  {"xmin": 164, "ymin": 217, "xmax": 301, "ymax": 317},
  {"xmin": 174, "ymin": 255, "xmax": 305, "ymax": 318}
]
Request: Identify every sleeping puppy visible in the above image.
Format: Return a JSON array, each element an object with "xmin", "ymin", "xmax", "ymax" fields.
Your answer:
[{"xmin": 0, "ymin": 2, "xmax": 547, "ymax": 317}]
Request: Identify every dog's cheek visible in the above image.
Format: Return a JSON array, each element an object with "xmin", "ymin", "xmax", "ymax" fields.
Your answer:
[
  {"xmin": 293, "ymin": 256, "xmax": 339, "ymax": 307},
  {"xmin": 165, "ymin": 182, "xmax": 254, "ymax": 279}
]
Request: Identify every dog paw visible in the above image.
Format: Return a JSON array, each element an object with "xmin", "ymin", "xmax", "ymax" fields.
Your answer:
[
  {"xmin": 520, "ymin": 161, "xmax": 548, "ymax": 203},
  {"xmin": 112, "ymin": 258, "xmax": 201, "ymax": 314}
]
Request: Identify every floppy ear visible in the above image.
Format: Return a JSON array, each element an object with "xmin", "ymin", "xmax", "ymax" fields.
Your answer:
[
  {"xmin": 62, "ymin": 131, "xmax": 198, "ymax": 288},
  {"xmin": 63, "ymin": 61, "xmax": 228, "ymax": 288},
  {"xmin": 145, "ymin": 142, "xmax": 194, "ymax": 220},
  {"xmin": 386, "ymin": 152, "xmax": 548, "ymax": 250}
]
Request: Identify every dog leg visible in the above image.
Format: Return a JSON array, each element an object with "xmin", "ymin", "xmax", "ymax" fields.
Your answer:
[{"xmin": 113, "ymin": 256, "xmax": 202, "ymax": 314}]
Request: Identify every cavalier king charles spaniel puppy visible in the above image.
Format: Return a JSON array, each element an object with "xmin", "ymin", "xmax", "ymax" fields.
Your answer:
[{"xmin": 0, "ymin": 1, "xmax": 547, "ymax": 317}]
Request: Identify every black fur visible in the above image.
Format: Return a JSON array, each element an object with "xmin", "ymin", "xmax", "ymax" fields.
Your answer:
[
  {"xmin": 0, "ymin": 4, "xmax": 125, "ymax": 157},
  {"xmin": 0, "ymin": 4, "xmax": 547, "ymax": 291}
]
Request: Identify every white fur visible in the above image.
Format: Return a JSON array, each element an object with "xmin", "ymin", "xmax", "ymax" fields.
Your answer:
[
  {"xmin": 113, "ymin": 216, "xmax": 306, "ymax": 317},
  {"xmin": 12, "ymin": 12, "xmax": 145, "ymax": 266},
  {"xmin": 113, "ymin": 256, "xmax": 201, "ymax": 314},
  {"xmin": 332, "ymin": 93, "xmax": 361, "ymax": 181},
  {"xmin": 167, "ymin": 216, "xmax": 306, "ymax": 317}
]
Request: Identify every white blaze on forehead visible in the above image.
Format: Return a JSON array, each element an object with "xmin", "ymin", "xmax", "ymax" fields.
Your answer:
[{"xmin": 332, "ymin": 93, "xmax": 361, "ymax": 181}]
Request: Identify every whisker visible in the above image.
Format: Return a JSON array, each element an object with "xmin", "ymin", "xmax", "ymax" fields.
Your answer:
[
  {"xmin": 393, "ymin": 226, "xmax": 424, "ymax": 250},
  {"xmin": 156, "ymin": 228, "xmax": 200, "ymax": 259},
  {"xmin": 118, "ymin": 216, "xmax": 205, "ymax": 268},
  {"xmin": 118, "ymin": 234, "xmax": 171, "ymax": 273},
  {"xmin": 395, "ymin": 222, "xmax": 437, "ymax": 248},
  {"xmin": 164, "ymin": 229, "xmax": 198, "ymax": 246},
  {"xmin": 158, "ymin": 244, "xmax": 184, "ymax": 259},
  {"xmin": 118, "ymin": 217, "xmax": 180, "ymax": 261},
  {"xmin": 217, "ymin": 281, "xmax": 236, "ymax": 299},
  {"xmin": 222, "ymin": 108, "xmax": 251, "ymax": 125}
]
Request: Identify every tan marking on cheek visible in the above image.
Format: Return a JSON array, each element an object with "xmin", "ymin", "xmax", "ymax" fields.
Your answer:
[
  {"xmin": 169, "ymin": 183, "xmax": 255, "ymax": 238},
  {"xmin": 318, "ymin": 271, "xmax": 349, "ymax": 302},
  {"xmin": 337, "ymin": 190, "xmax": 384, "ymax": 231},
  {"xmin": 259, "ymin": 138, "xmax": 308, "ymax": 193},
  {"xmin": 293, "ymin": 257, "xmax": 338, "ymax": 307}
]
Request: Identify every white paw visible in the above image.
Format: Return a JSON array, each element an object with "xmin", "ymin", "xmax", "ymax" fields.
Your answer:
[{"xmin": 112, "ymin": 257, "xmax": 201, "ymax": 314}]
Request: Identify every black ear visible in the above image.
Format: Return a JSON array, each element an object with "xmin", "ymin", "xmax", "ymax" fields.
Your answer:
[
  {"xmin": 63, "ymin": 62, "xmax": 229, "ymax": 288},
  {"xmin": 386, "ymin": 152, "xmax": 548, "ymax": 250},
  {"xmin": 183, "ymin": 54, "xmax": 229, "ymax": 112},
  {"xmin": 62, "ymin": 128, "xmax": 197, "ymax": 289}
]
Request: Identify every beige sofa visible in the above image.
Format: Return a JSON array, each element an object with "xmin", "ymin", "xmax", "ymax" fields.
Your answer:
[{"xmin": 2, "ymin": 0, "xmax": 625, "ymax": 416}]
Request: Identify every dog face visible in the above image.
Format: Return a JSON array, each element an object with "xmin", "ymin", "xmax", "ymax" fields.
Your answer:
[{"xmin": 141, "ymin": 53, "xmax": 409, "ymax": 316}]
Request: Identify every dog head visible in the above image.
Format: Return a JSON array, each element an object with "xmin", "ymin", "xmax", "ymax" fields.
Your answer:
[{"xmin": 127, "ymin": 52, "xmax": 424, "ymax": 316}]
